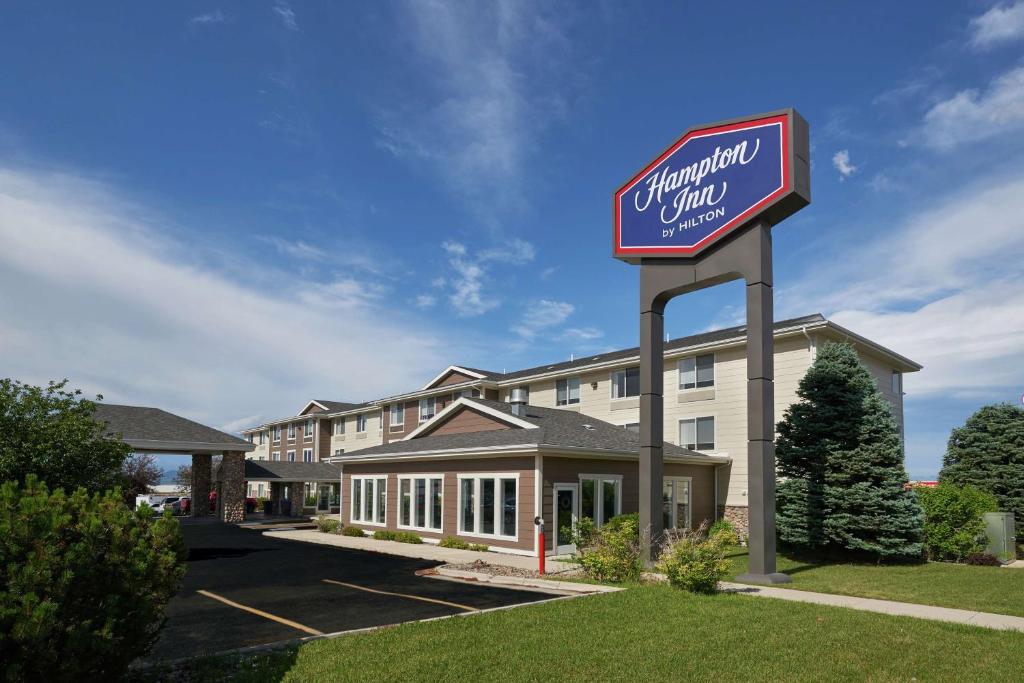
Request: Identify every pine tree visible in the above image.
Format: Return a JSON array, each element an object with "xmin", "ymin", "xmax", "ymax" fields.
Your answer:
[
  {"xmin": 940, "ymin": 404, "xmax": 1024, "ymax": 522},
  {"xmin": 775, "ymin": 342, "xmax": 924, "ymax": 559}
]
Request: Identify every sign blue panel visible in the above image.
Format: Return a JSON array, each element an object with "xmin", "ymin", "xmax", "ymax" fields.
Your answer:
[{"xmin": 614, "ymin": 113, "xmax": 797, "ymax": 259}]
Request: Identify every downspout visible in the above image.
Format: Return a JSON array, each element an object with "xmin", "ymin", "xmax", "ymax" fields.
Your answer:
[{"xmin": 802, "ymin": 325, "xmax": 816, "ymax": 360}]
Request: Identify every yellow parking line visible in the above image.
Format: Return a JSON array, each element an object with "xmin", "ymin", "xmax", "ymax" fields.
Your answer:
[
  {"xmin": 196, "ymin": 589, "xmax": 324, "ymax": 636},
  {"xmin": 322, "ymin": 579, "xmax": 479, "ymax": 612}
]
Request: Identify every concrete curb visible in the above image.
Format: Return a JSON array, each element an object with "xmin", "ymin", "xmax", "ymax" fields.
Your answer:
[{"xmin": 432, "ymin": 567, "xmax": 621, "ymax": 594}]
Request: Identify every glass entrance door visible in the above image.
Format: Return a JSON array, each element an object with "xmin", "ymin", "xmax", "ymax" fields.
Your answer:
[
  {"xmin": 317, "ymin": 484, "xmax": 331, "ymax": 511},
  {"xmin": 554, "ymin": 484, "xmax": 578, "ymax": 554}
]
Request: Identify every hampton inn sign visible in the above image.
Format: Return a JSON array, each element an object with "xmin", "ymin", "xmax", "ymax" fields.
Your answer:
[
  {"xmin": 614, "ymin": 109, "xmax": 809, "ymax": 585},
  {"xmin": 614, "ymin": 111, "xmax": 809, "ymax": 260}
]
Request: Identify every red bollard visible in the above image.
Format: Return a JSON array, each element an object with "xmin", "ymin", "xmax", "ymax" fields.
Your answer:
[
  {"xmin": 535, "ymin": 515, "xmax": 545, "ymax": 575},
  {"xmin": 539, "ymin": 531, "xmax": 546, "ymax": 575}
]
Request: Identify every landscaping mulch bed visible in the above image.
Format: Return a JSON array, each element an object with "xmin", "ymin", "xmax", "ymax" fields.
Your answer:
[{"xmin": 441, "ymin": 559, "xmax": 580, "ymax": 580}]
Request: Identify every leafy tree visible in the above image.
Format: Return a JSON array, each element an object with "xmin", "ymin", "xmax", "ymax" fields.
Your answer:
[
  {"xmin": 940, "ymin": 403, "xmax": 1024, "ymax": 522},
  {"xmin": 121, "ymin": 453, "xmax": 162, "ymax": 504},
  {"xmin": 775, "ymin": 342, "xmax": 924, "ymax": 560},
  {"xmin": 917, "ymin": 484, "xmax": 998, "ymax": 561},
  {"xmin": 0, "ymin": 379, "xmax": 131, "ymax": 492},
  {"xmin": 0, "ymin": 476, "xmax": 186, "ymax": 680}
]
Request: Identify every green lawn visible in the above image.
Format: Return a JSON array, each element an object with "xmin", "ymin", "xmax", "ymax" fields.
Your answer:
[
  {"xmin": 158, "ymin": 585, "xmax": 1024, "ymax": 682},
  {"xmin": 727, "ymin": 547, "xmax": 1024, "ymax": 617}
]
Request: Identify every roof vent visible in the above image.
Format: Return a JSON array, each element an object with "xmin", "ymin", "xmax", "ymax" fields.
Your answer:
[
  {"xmin": 582, "ymin": 424, "xmax": 596, "ymax": 431},
  {"xmin": 510, "ymin": 387, "xmax": 528, "ymax": 417}
]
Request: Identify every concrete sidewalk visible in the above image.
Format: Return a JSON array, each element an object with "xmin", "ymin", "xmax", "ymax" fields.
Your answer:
[
  {"xmin": 263, "ymin": 528, "xmax": 578, "ymax": 575},
  {"xmin": 721, "ymin": 582, "xmax": 1024, "ymax": 632}
]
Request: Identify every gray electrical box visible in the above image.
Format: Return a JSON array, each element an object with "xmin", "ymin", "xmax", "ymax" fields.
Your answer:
[{"xmin": 983, "ymin": 512, "xmax": 1016, "ymax": 563}]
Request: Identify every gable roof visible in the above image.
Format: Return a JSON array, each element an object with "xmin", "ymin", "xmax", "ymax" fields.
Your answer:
[
  {"xmin": 335, "ymin": 398, "xmax": 725, "ymax": 464},
  {"xmin": 300, "ymin": 399, "xmax": 361, "ymax": 415},
  {"xmin": 421, "ymin": 365, "xmax": 493, "ymax": 390},
  {"xmin": 403, "ymin": 397, "xmax": 539, "ymax": 440},
  {"xmin": 93, "ymin": 404, "xmax": 252, "ymax": 453}
]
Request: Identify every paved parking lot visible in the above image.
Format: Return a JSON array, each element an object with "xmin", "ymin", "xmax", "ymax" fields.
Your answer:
[{"xmin": 148, "ymin": 520, "xmax": 554, "ymax": 662}]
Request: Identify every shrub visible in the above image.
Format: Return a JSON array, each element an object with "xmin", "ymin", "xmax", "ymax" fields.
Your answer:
[
  {"xmin": 708, "ymin": 519, "xmax": 740, "ymax": 546},
  {"xmin": 468, "ymin": 543, "xmax": 489, "ymax": 552},
  {"xmin": 372, "ymin": 530, "xmax": 397, "ymax": 541},
  {"xmin": 341, "ymin": 526, "xmax": 366, "ymax": 537},
  {"xmin": 658, "ymin": 524, "xmax": 730, "ymax": 593},
  {"xmin": 315, "ymin": 514, "xmax": 340, "ymax": 534},
  {"xmin": 572, "ymin": 513, "xmax": 642, "ymax": 583},
  {"xmin": 393, "ymin": 531, "xmax": 423, "ymax": 544},
  {"xmin": 918, "ymin": 484, "xmax": 998, "ymax": 561},
  {"xmin": 439, "ymin": 536, "xmax": 470, "ymax": 549},
  {"xmin": 966, "ymin": 552, "xmax": 1001, "ymax": 567},
  {"xmin": 0, "ymin": 476, "xmax": 186, "ymax": 680}
]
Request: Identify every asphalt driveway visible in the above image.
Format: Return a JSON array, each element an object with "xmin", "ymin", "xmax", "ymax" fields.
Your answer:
[{"xmin": 148, "ymin": 519, "xmax": 553, "ymax": 662}]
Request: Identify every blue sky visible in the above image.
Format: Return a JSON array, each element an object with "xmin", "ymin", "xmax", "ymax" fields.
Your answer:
[{"xmin": 1, "ymin": 1, "xmax": 1024, "ymax": 478}]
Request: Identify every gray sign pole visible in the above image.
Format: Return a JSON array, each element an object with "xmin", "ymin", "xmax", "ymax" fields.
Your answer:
[{"xmin": 638, "ymin": 223, "xmax": 789, "ymax": 583}]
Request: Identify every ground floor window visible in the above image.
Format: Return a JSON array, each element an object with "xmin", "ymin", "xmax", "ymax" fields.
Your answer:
[
  {"xmin": 662, "ymin": 477, "xmax": 691, "ymax": 530},
  {"xmin": 257, "ymin": 483, "xmax": 265, "ymax": 497},
  {"xmin": 458, "ymin": 474, "xmax": 517, "ymax": 539},
  {"xmin": 398, "ymin": 475, "xmax": 443, "ymax": 531},
  {"xmin": 351, "ymin": 476, "xmax": 386, "ymax": 525},
  {"xmin": 580, "ymin": 475, "xmax": 621, "ymax": 526},
  {"xmin": 679, "ymin": 416, "xmax": 715, "ymax": 451},
  {"xmin": 302, "ymin": 448, "xmax": 313, "ymax": 463}
]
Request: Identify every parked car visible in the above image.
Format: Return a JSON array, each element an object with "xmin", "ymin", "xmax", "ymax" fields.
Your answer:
[{"xmin": 151, "ymin": 496, "xmax": 181, "ymax": 515}]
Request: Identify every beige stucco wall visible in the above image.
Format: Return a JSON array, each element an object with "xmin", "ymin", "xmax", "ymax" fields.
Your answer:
[{"xmin": 329, "ymin": 410, "xmax": 384, "ymax": 456}]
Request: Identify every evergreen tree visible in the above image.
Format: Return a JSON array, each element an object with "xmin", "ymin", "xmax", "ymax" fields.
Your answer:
[
  {"xmin": 775, "ymin": 342, "xmax": 924, "ymax": 559},
  {"xmin": 940, "ymin": 404, "xmax": 1024, "ymax": 522}
]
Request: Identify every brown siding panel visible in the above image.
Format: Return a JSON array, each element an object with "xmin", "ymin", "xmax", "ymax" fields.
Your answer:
[{"xmin": 423, "ymin": 408, "xmax": 511, "ymax": 437}]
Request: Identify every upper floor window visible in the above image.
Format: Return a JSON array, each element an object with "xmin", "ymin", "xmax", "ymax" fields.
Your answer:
[
  {"xmin": 258, "ymin": 431, "xmax": 266, "ymax": 445},
  {"xmin": 556, "ymin": 377, "xmax": 580, "ymax": 406},
  {"xmin": 334, "ymin": 418, "xmax": 345, "ymax": 435},
  {"xmin": 287, "ymin": 423, "xmax": 296, "ymax": 440},
  {"xmin": 304, "ymin": 419, "xmax": 314, "ymax": 437},
  {"xmin": 611, "ymin": 368, "xmax": 640, "ymax": 399},
  {"xmin": 891, "ymin": 370, "xmax": 902, "ymax": 395},
  {"xmin": 390, "ymin": 403, "xmax": 405, "ymax": 427},
  {"xmin": 302, "ymin": 448, "xmax": 313, "ymax": 463},
  {"xmin": 679, "ymin": 354, "xmax": 714, "ymax": 390},
  {"xmin": 356, "ymin": 413, "xmax": 368, "ymax": 433},
  {"xmin": 273, "ymin": 426, "xmax": 281, "ymax": 442},
  {"xmin": 272, "ymin": 451, "xmax": 280, "ymax": 461},
  {"xmin": 334, "ymin": 448, "xmax": 344, "ymax": 456},
  {"xmin": 287, "ymin": 450, "xmax": 296, "ymax": 462},
  {"xmin": 419, "ymin": 397, "xmax": 437, "ymax": 422},
  {"xmin": 679, "ymin": 416, "xmax": 715, "ymax": 451},
  {"xmin": 622, "ymin": 423, "xmax": 640, "ymax": 433},
  {"xmin": 452, "ymin": 388, "xmax": 478, "ymax": 401}
]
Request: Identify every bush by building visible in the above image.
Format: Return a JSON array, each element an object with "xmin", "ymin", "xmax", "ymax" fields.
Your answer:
[
  {"xmin": 0, "ymin": 476, "xmax": 186, "ymax": 680},
  {"xmin": 775, "ymin": 343, "xmax": 924, "ymax": 560},
  {"xmin": 917, "ymin": 484, "xmax": 998, "ymax": 562},
  {"xmin": 940, "ymin": 404, "xmax": 1024, "ymax": 526},
  {"xmin": 341, "ymin": 526, "xmax": 366, "ymax": 537},
  {"xmin": 571, "ymin": 513, "xmax": 643, "ymax": 583},
  {"xmin": 439, "ymin": 536, "xmax": 470, "ymax": 549},
  {"xmin": 315, "ymin": 514, "xmax": 340, "ymax": 534},
  {"xmin": 657, "ymin": 524, "xmax": 730, "ymax": 593},
  {"xmin": 708, "ymin": 519, "xmax": 740, "ymax": 546}
]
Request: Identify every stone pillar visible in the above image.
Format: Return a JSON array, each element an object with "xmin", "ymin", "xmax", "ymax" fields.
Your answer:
[
  {"xmin": 290, "ymin": 482, "xmax": 305, "ymax": 518},
  {"xmin": 270, "ymin": 482, "xmax": 284, "ymax": 516},
  {"xmin": 191, "ymin": 453, "xmax": 212, "ymax": 517},
  {"xmin": 220, "ymin": 451, "xmax": 246, "ymax": 523}
]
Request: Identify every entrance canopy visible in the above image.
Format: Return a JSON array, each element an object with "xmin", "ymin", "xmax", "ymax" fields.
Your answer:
[
  {"xmin": 230, "ymin": 460, "xmax": 341, "ymax": 483},
  {"xmin": 93, "ymin": 404, "xmax": 253, "ymax": 455}
]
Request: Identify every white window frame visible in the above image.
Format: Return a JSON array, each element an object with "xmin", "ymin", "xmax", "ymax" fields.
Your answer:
[
  {"xmin": 419, "ymin": 396, "xmax": 437, "ymax": 423},
  {"xmin": 302, "ymin": 448, "xmax": 313, "ymax": 463},
  {"xmin": 663, "ymin": 476, "xmax": 693, "ymax": 530},
  {"xmin": 304, "ymin": 418, "xmax": 314, "ymax": 437},
  {"xmin": 578, "ymin": 474, "xmax": 623, "ymax": 526},
  {"xmin": 390, "ymin": 403, "xmax": 405, "ymax": 428},
  {"xmin": 287, "ymin": 423, "xmax": 296, "ymax": 441},
  {"xmin": 397, "ymin": 474, "xmax": 444, "ymax": 533},
  {"xmin": 286, "ymin": 450, "xmax": 295, "ymax": 462},
  {"xmin": 334, "ymin": 448, "xmax": 344, "ymax": 456},
  {"xmin": 271, "ymin": 451, "xmax": 280, "ymax": 461},
  {"xmin": 679, "ymin": 416, "xmax": 716, "ymax": 451},
  {"xmin": 610, "ymin": 367, "xmax": 640, "ymax": 399},
  {"xmin": 678, "ymin": 353, "xmax": 715, "ymax": 391},
  {"xmin": 556, "ymin": 377, "xmax": 581, "ymax": 406},
  {"xmin": 335, "ymin": 418, "xmax": 346, "ymax": 435},
  {"xmin": 356, "ymin": 413, "xmax": 368, "ymax": 433},
  {"xmin": 891, "ymin": 370, "xmax": 903, "ymax": 395},
  {"xmin": 456, "ymin": 473, "xmax": 519, "ymax": 540},
  {"xmin": 273, "ymin": 426, "xmax": 281, "ymax": 443},
  {"xmin": 350, "ymin": 475, "xmax": 387, "ymax": 526}
]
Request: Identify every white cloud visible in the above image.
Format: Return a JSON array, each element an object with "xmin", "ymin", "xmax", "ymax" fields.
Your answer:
[
  {"xmin": 438, "ymin": 238, "xmax": 536, "ymax": 317},
  {"xmin": 0, "ymin": 166, "xmax": 455, "ymax": 429},
  {"xmin": 272, "ymin": 0, "xmax": 298, "ymax": 31},
  {"xmin": 968, "ymin": 1, "xmax": 1024, "ymax": 49},
  {"xmin": 558, "ymin": 327, "xmax": 603, "ymax": 342},
  {"xmin": 377, "ymin": 2, "xmax": 584, "ymax": 215},
  {"xmin": 259, "ymin": 236, "xmax": 326, "ymax": 261},
  {"xmin": 512, "ymin": 300, "xmax": 574, "ymax": 340},
  {"xmin": 918, "ymin": 65, "xmax": 1024, "ymax": 149},
  {"xmin": 782, "ymin": 173, "xmax": 1024, "ymax": 397},
  {"xmin": 415, "ymin": 294, "xmax": 436, "ymax": 308},
  {"xmin": 831, "ymin": 150, "xmax": 857, "ymax": 180},
  {"xmin": 189, "ymin": 10, "xmax": 225, "ymax": 26}
]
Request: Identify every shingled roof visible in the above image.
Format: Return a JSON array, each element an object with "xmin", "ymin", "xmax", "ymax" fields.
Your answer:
[
  {"xmin": 216, "ymin": 460, "xmax": 341, "ymax": 482},
  {"xmin": 93, "ymin": 404, "xmax": 251, "ymax": 453},
  {"xmin": 336, "ymin": 398, "xmax": 725, "ymax": 463}
]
